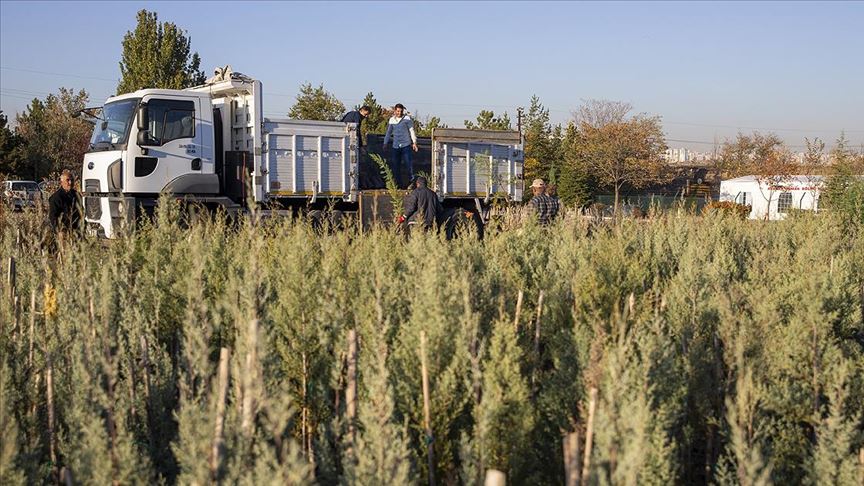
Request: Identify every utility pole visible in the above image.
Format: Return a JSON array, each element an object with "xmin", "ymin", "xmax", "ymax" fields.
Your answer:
[{"xmin": 517, "ymin": 106, "xmax": 525, "ymax": 144}]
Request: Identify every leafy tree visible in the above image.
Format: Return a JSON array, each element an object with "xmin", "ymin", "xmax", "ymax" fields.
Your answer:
[
  {"xmin": 12, "ymin": 88, "xmax": 91, "ymax": 180},
  {"xmin": 0, "ymin": 111, "xmax": 22, "ymax": 176},
  {"xmin": 415, "ymin": 114, "xmax": 447, "ymax": 138},
  {"xmin": 356, "ymin": 92, "xmax": 388, "ymax": 135},
  {"xmin": 821, "ymin": 133, "xmax": 864, "ymax": 225},
  {"xmin": 571, "ymin": 99, "xmax": 667, "ymax": 214},
  {"xmin": 464, "ymin": 110, "xmax": 511, "ymax": 131},
  {"xmin": 720, "ymin": 132, "xmax": 796, "ymax": 219},
  {"xmin": 117, "ymin": 10, "xmax": 205, "ymax": 94},
  {"xmin": 288, "ymin": 83, "xmax": 345, "ymax": 121}
]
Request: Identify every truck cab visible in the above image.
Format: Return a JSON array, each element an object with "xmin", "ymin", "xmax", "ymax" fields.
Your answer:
[{"xmin": 82, "ymin": 74, "xmax": 265, "ymax": 237}]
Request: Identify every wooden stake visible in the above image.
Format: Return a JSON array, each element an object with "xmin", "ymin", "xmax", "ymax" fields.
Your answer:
[
  {"xmin": 46, "ymin": 356, "xmax": 57, "ymax": 468},
  {"xmin": 531, "ymin": 291, "xmax": 544, "ymax": 395},
  {"xmin": 580, "ymin": 388, "xmax": 598, "ymax": 485},
  {"xmin": 563, "ymin": 429, "xmax": 580, "ymax": 486},
  {"xmin": 28, "ymin": 290, "xmax": 35, "ymax": 371},
  {"xmin": 346, "ymin": 329, "xmax": 358, "ymax": 450},
  {"xmin": 241, "ymin": 319, "xmax": 258, "ymax": 440},
  {"xmin": 484, "ymin": 469, "xmax": 506, "ymax": 486},
  {"xmin": 6, "ymin": 256, "xmax": 14, "ymax": 303},
  {"xmin": 420, "ymin": 331, "xmax": 436, "ymax": 486},
  {"xmin": 140, "ymin": 335, "xmax": 154, "ymax": 451},
  {"xmin": 211, "ymin": 347, "xmax": 230, "ymax": 482},
  {"xmin": 513, "ymin": 289, "xmax": 524, "ymax": 332},
  {"xmin": 534, "ymin": 291, "xmax": 544, "ymax": 358}
]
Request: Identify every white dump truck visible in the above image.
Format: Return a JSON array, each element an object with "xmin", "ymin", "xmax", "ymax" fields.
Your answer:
[{"xmin": 81, "ymin": 68, "xmax": 523, "ymax": 238}]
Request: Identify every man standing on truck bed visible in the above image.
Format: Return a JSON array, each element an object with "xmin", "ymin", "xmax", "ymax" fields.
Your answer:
[
  {"xmin": 341, "ymin": 105, "xmax": 371, "ymax": 150},
  {"xmin": 382, "ymin": 103, "xmax": 418, "ymax": 188},
  {"xmin": 399, "ymin": 176, "xmax": 441, "ymax": 231}
]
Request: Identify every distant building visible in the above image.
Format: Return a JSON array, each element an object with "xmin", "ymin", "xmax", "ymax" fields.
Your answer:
[
  {"xmin": 664, "ymin": 147, "xmax": 690, "ymax": 164},
  {"xmin": 719, "ymin": 175, "xmax": 823, "ymax": 220}
]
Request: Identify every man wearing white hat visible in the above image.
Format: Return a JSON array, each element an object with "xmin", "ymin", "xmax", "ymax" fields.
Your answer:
[{"xmin": 528, "ymin": 178, "xmax": 559, "ymax": 225}]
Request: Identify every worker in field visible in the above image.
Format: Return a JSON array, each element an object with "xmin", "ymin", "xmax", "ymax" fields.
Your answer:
[
  {"xmin": 341, "ymin": 105, "xmax": 371, "ymax": 151},
  {"xmin": 528, "ymin": 178, "xmax": 559, "ymax": 225},
  {"xmin": 398, "ymin": 176, "xmax": 442, "ymax": 231},
  {"xmin": 48, "ymin": 169, "xmax": 82, "ymax": 236},
  {"xmin": 382, "ymin": 103, "xmax": 418, "ymax": 188}
]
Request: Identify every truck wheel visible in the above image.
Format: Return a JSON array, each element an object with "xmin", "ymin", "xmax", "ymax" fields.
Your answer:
[
  {"xmin": 308, "ymin": 209, "xmax": 324, "ymax": 231},
  {"xmin": 330, "ymin": 209, "xmax": 345, "ymax": 230}
]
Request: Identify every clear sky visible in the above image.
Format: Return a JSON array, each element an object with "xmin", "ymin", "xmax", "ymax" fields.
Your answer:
[{"xmin": 1, "ymin": 1, "xmax": 862, "ymax": 151}]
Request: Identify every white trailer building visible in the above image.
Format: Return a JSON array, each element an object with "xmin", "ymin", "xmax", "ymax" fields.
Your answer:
[{"xmin": 719, "ymin": 175, "xmax": 823, "ymax": 220}]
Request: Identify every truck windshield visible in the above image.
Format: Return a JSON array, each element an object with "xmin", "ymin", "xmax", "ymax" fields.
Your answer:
[{"xmin": 89, "ymin": 98, "xmax": 138, "ymax": 151}]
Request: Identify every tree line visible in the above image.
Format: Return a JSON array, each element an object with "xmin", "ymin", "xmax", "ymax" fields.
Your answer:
[{"xmin": 1, "ymin": 8, "xmax": 862, "ymax": 216}]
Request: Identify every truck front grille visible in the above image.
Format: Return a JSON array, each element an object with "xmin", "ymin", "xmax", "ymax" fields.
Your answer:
[{"xmin": 84, "ymin": 197, "xmax": 102, "ymax": 220}]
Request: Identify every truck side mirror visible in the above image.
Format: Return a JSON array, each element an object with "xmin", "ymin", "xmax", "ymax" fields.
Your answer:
[
  {"xmin": 137, "ymin": 129, "xmax": 154, "ymax": 147},
  {"xmin": 137, "ymin": 102, "xmax": 149, "ymax": 131}
]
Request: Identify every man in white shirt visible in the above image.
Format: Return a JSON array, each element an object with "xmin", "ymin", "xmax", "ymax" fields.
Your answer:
[{"xmin": 382, "ymin": 103, "xmax": 418, "ymax": 188}]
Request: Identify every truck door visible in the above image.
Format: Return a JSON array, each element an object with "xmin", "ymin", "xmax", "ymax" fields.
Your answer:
[{"xmin": 126, "ymin": 96, "xmax": 212, "ymax": 194}]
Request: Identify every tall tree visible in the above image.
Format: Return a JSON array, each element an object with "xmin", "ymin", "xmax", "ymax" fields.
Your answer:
[
  {"xmin": 288, "ymin": 83, "xmax": 345, "ymax": 121},
  {"xmin": 464, "ymin": 110, "xmax": 511, "ymax": 131},
  {"xmin": 117, "ymin": 9, "xmax": 206, "ymax": 94},
  {"xmin": 0, "ymin": 111, "xmax": 22, "ymax": 175},
  {"xmin": 12, "ymin": 88, "xmax": 91, "ymax": 180},
  {"xmin": 571, "ymin": 99, "xmax": 667, "ymax": 214},
  {"xmin": 557, "ymin": 122, "xmax": 592, "ymax": 207},
  {"xmin": 356, "ymin": 92, "xmax": 388, "ymax": 135}
]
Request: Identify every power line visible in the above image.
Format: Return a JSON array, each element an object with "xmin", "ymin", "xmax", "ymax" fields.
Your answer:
[{"xmin": 0, "ymin": 66, "xmax": 115, "ymax": 82}]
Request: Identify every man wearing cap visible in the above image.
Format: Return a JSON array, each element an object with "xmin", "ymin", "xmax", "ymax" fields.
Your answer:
[
  {"xmin": 398, "ymin": 175, "xmax": 441, "ymax": 231},
  {"xmin": 528, "ymin": 178, "xmax": 559, "ymax": 225},
  {"xmin": 382, "ymin": 103, "xmax": 418, "ymax": 188}
]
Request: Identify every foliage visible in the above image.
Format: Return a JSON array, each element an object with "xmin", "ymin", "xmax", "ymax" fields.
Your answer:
[
  {"xmin": 117, "ymin": 9, "xmax": 205, "ymax": 95},
  {"xmin": 10, "ymin": 88, "xmax": 91, "ymax": 180},
  {"xmin": 464, "ymin": 110, "xmax": 512, "ymax": 131},
  {"xmin": 821, "ymin": 134, "xmax": 864, "ymax": 226},
  {"xmin": 289, "ymin": 83, "xmax": 345, "ymax": 121},
  {"xmin": 356, "ymin": 92, "xmax": 388, "ymax": 135},
  {"xmin": 703, "ymin": 200, "xmax": 751, "ymax": 219},
  {"xmin": 571, "ymin": 99, "xmax": 668, "ymax": 214},
  {"xmin": 1, "ymin": 204, "xmax": 863, "ymax": 485},
  {"xmin": 414, "ymin": 115, "xmax": 446, "ymax": 138},
  {"xmin": 720, "ymin": 132, "xmax": 798, "ymax": 217},
  {"xmin": 0, "ymin": 111, "xmax": 22, "ymax": 176}
]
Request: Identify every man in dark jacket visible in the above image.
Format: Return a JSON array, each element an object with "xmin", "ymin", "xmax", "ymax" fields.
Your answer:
[
  {"xmin": 340, "ymin": 105, "xmax": 371, "ymax": 148},
  {"xmin": 399, "ymin": 176, "xmax": 442, "ymax": 231},
  {"xmin": 48, "ymin": 169, "xmax": 82, "ymax": 234}
]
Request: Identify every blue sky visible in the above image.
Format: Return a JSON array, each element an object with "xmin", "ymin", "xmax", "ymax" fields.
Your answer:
[{"xmin": 1, "ymin": 1, "xmax": 862, "ymax": 151}]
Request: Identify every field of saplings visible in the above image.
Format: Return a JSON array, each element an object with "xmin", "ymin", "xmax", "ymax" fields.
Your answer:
[{"xmin": 1, "ymin": 202, "xmax": 863, "ymax": 485}]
